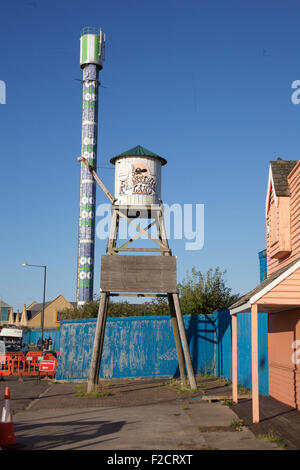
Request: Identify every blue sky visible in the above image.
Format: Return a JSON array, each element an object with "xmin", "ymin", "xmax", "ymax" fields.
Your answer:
[{"xmin": 1, "ymin": 0, "xmax": 300, "ymax": 310}]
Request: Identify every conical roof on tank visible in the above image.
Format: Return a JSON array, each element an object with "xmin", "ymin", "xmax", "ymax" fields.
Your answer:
[{"xmin": 110, "ymin": 145, "xmax": 167, "ymax": 165}]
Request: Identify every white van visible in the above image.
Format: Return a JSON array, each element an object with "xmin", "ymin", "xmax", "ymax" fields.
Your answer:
[{"xmin": 0, "ymin": 325, "xmax": 23, "ymax": 346}]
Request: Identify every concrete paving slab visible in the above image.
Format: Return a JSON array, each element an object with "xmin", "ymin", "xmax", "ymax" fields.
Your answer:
[
  {"xmin": 182, "ymin": 402, "xmax": 238, "ymax": 427},
  {"xmin": 201, "ymin": 428, "xmax": 280, "ymax": 450},
  {"xmin": 13, "ymin": 404, "xmax": 208, "ymax": 450},
  {"xmin": 1, "ymin": 377, "xmax": 287, "ymax": 451},
  {"xmin": 12, "ymin": 401, "xmax": 281, "ymax": 451}
]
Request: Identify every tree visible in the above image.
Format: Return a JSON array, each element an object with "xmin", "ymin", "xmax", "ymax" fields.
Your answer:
[
  {"xmin": 178, "ymin": 267, "xmax": 240, "ymax": 315},
  {"xmin": 59, "ymin": 301, "xmax": 99, "ymax": 321},
  {"xmin": 59, "ymin": 298, "xmax": 169, "ymax": 321}
]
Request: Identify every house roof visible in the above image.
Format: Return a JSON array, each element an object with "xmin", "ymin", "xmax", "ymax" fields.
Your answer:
[
  {"xmin": 0, "ymin": 300, "xmax": 12, "ymax": 309},
  {"xmin": 26, "ymin": 302, "xmax": 52, "ymax": 320},
  {"xmin": 25, "ymin": 295, "xmax": 74, "ymax": 320},
  {"xmin": 270, "ymin": 159, "xmax": 298, "ymax": 197},
  {"xmin": 110, "ymin": 145, "xmax": 167, "ymax": 165},
  {"xmin": 229, "ymin": 256, "xmax": 300, "ymax": 313}
]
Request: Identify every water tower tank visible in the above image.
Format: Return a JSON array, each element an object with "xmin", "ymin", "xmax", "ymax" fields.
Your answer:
[
  {"xmin": 80, "ymin": 26, "xmax": 105, "ymax": 69},
  {"xmin": 110, "ymin": 145, "xmax": 167, "ymax": 206}
]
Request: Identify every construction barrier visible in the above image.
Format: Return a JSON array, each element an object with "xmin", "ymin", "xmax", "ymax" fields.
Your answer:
[{"xmin": 0, "ymin": 351, "xmax": 59, "ymax": 378}]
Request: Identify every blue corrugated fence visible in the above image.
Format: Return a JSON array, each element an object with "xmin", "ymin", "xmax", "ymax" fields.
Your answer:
[
  {"xmin": 55, "ymin": 315, "xmax": 216, "ymax": 381},
  {"xmin": 23, "ymin": 329, "xmax": 60, "ymax": 351},
  {"xmin": 215, "ymin": 310, "xmax": 268, "ymax": 395},
  {"xmin": 53, "ymin": 311, "xmax": 269, "ymax": 395},
  {"xmin": 258, "ymin": 249, "xmax": 267, "ymax": 282}
]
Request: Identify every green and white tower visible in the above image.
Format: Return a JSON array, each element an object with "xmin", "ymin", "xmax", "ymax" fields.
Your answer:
[{"xmin": 77, "ymin": 27, "xmax": 106, "ymax": 307}]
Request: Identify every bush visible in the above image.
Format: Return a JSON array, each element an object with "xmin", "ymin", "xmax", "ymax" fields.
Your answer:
[{"xmin": 178, "ymin": 267, "xmax": 240, "ymax": 315}]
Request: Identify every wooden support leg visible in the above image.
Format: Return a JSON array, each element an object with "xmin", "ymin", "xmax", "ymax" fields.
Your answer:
[
  {"xmin": 94, "ymin": 294, "xmax": 110, "ymax": 384},
  {"xmin": 251, "ymin": 303, "xmax": 260, "ymax": 423},
  {"xmin": 168, "ymin": 294, "xmax": 187, "ymax": 382},
  {"xmin": 172, "ymin": 293, "xmax": 197, "ymax": 390},
  {"xmin": 87, "ymin": 292, "xmax": 108, "ymax": 394},
  {"xmin": 232, "ymin": 313, "xmax": 238, "ymax": 403}
]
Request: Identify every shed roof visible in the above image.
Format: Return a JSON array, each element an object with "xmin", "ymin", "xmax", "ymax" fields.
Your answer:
[
  {"xmin": 110, "ymin": 145, "xmax": 167, "ymax": 165},
  {"xmin": 270, "ymin": 159, "xmax": 298, "ymax": 197},
  {"xmin": 229, "ymin": 256, "xmax": 300, "ymax": 312}
]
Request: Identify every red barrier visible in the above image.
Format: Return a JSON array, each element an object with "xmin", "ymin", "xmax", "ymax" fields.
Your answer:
[
  {"xmin": 23, "ymin": 353, "xmax": 43, "ymax": 376},
  {"xmin": 0, "ymin": 355, "xmax": 13, "ymax": 377},
  {"xmin": 0, "ymin": 351, "xmax": 59, "ymax": 378},
  {"xmin": 11, "ymin": 355, "xmax": 26, "ymax": 376}
]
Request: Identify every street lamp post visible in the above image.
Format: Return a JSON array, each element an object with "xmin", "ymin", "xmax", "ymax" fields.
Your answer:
[{"xmin": 22, "ymin": 263, "xmax": 47, "ymax": 346}]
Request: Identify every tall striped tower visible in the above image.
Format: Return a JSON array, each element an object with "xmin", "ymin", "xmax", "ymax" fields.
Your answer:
[{"xmin": 76, "ymin": 27, "xmax": 106, "ymax": 307}]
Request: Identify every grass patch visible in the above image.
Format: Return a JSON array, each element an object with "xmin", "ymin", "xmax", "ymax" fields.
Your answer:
[
  {"xmin": 73, "ymin": 383, "xmax": 111, "ymax": 398},
  {"xmin": 164, "ymin": 378, "xmax": 203, "ymax": 395},
  {"xmin": 222, "ymin": 378, "xmax": 232, "ymax": 387},
  {"xmin": 257, "ymin": 430, "xmax": 286, "ymax": 449},
  {"xmin": 222, "ymin": 399, "xmax": 234, "ymax": 407},
  {"xmin": 230, "ymin": 418, "xmax": 244, "ymax": 431},
  {"xmin": 199, "ymin": 372, "xmax": 215, "ymax": 379},
  {"xmin": 238, "ymin": 385, "xmax": 251, "ymax": 394}
]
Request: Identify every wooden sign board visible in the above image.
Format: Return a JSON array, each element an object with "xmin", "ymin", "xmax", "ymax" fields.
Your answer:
[{"xmin": 100, "ymin": 255, "xmax": 178, "ymax": 293}]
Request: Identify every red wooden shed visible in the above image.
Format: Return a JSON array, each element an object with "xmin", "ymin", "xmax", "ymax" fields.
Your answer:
[{"xmin": 230, "ymin": 159, "xmax": 300, "ymax": 423}]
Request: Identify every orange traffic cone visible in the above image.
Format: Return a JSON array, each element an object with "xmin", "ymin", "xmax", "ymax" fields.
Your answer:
[{"xmin": 0, "ymin": 387, "xmax": 16, "ymax": 446}]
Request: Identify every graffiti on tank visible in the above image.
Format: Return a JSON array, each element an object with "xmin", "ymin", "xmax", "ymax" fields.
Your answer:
[{"xmin": 119, "ymin": 162, "xmax": 156, "ymax": 196}]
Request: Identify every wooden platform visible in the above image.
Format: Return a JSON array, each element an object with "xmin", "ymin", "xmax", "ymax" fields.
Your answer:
[{"xmin": 233, "ymin": 395, "xmax": 300, "ymax": 450}]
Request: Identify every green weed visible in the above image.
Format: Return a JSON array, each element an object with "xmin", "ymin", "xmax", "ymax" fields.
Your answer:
[
  {"xmin": 257, "ymin": 430, "xmax": 286, "ymax": 449},
  {"xmin": 73, "ymin": 383, "xmax": 111, "ymax": 398},
  {"xmin": 222, "ymin": 399, "xmax": 234, "ymax": 407},
  {"xmin": 238, "ymin": 385, "xmax": 251, "ymax": 394},
  {"xmin": 222, "ymin": 378, "xmax": 232, "ymax": 387},
  {"xmin": 164, "ymin": 378, "xmax": 203, "ymax": 394},
  {"xmin": 230, "ymin": 418, "xmax": 244, "ymax": 431}
]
